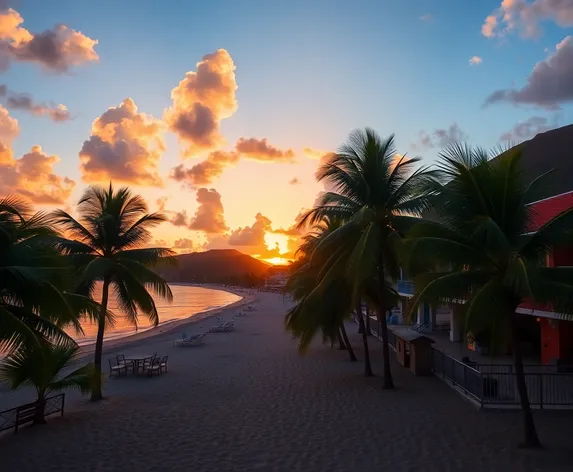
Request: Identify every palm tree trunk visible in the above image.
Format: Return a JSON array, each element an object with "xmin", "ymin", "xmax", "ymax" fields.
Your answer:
[
  {"xmin": 365, "ymin": 307, "xmax": 372, "ymax": 336},
  {"xmin": 337, "ymin": 329, "xmax": 347, "ymax": 350},
  {"xmin": 377, "ymin": 262, "xmax": 394, "ymax": 389},
  {"xmin": 340, "ymin": 324, "xmax": 357, "ymax": 362},
  {"xmin": 33, "ymin": 392, "xmax": 46, "ymax": 425},
  {"xmin": 378, "ymin": 311, "xmax": 394, "ymax": 389},
  {"xmin": 510, "ymin": 312, "xmax": 541, "ymax": 448},
  {"xmin": 357, "ymin": 304, "xmax": 372, "ymax": 376},
  {"xmin": 91, "ymin": 277, "xmax": 110, "ymax": 402}
]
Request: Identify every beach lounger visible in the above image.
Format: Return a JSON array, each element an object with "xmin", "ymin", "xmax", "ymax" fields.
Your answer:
[
  {"xmin": 174, "ymin": 332, "xmax": 207, "ymax": 346},
  {"xmin": 209, "ymin": 320, "xmax": 235, "ymax": 333}
]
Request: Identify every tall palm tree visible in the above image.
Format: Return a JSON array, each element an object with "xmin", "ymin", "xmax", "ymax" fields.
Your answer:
[
  {"xmin": 0, "ymin": 341, "xmax": 93, "ymax": 424},
  {"xmin": 300, "ymin": 128, "xmax": 436, "ymax": 388},
  {"xmin": 51, "ymin": 184, "xmax": 175, "ymax": 401},
  {"xmin": 0, "ymin": 196, "xmax": 98, "ymax": 353},
  {"xmin": 402, "ymin": 144, "xmax": 573, "ymax": 448}
]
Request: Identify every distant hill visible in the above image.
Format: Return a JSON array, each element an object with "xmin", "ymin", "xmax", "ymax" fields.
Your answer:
[
  {"xmin": 157, "ymin": 249, "xmax": 271, "ymax": 283},
  {"xmin": 494, "ymin": 124, "xmax": 573, "ymax": 201}
]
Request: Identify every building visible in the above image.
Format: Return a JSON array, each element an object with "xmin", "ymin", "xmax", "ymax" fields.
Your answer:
[{"xmin": 395, "ymin": 125, "xmax": 573, "ymax": 366}]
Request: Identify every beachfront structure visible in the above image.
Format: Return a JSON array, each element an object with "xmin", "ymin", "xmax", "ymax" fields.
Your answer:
[{"xmin": 394, "ymin": 125, "xmax": 573, "ymax": 367}]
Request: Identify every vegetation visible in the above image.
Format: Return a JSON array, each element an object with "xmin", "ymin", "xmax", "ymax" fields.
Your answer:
[
  {"xmin": 402, "ymin": 144, "xmax": 573, "ymax": 448},
  {"xmin": 296, "ymin": 128, "xmax": 436, "ymax": 388},
  {"xmin": 51, "ymin": 184, "xmax": 175, "ymax": 401},
  {"xmin": 0, "ymin": 197, "xmax": 100, "ymax": 353},
  {"xmin": 0, "ymin": 341, "xmax": 93, "ymax": 424},
  {"xmin": 285, "ymin": 216, "xmax": 358, "ymax": 364}
]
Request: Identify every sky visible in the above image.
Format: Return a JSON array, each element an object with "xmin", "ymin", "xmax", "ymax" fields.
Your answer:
[{"xmin": 1, "ymin": 0, "xmax": 573, "ymax": 264}]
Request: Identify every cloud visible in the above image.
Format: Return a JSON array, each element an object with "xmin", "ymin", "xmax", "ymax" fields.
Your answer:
[
  {"xmin": 154, "ymin": 197, "xmax": 191, "ymax": 227},
  {"xmin": 170, "ymin": 138, "xmax": 295, "ymax": 186},
  {"xmin": 482, "ymin": 0, "xmax": 573, "ymax": 39},
  {"xmin": 80, "ymin": 98, "xmax": 165, "ymax": 185},
  {"xmin": 206, "ymin": 212, "xmax": 288, "ymax": 259},
  {"xmin": 0, "ymin": 8, "xmax": 98, "ymax": 72},
  {"xmin": 482, "ymin": 14, "xmax": 499, "ymax": 38},
  {"xmin": 484, "ymin": 36, "xmax": 573, "ymax": 108},
  {"xmin": 500, "ymin": 115, "xmax": 555, "ymax": 141},
  {"xmin": 189, "ymin": 188, "xmax": 228, "ymax": 233},
  {"xmin": 0, "ymin": 144, "xmax": 75, "ymax": 204},
  {"xmin": 412, "ymin": 123, "xmax": 468, "ymax": 150},
  {"xmin": 420, "ymin": 13, "xmax": 433, "ymax": 22},
  {"xmin": 235, "ymin": 137, "xmax": 295, "ymax": 162},
  {"xmin": 173, "ymin": 238, "xmax": 194, "ymax": 253},
  {"xmin": 156, "ymin": 196, "xmax": 168, "ymax": 212},
  {"xmin": 170, "ymin": 150, "xmax": 238, "ymax": 186},
  {"xmin": 0, "ymin": 85, "xmax": 71, "ymax": 121},
  {"xmin": 289, "ymin": 177, "xmax": 300, "ymax": 185},
  {"xmin": 228, "ymin": 213, "xmax": 272, "ymax": 247},
  {"xmin": 171, "ymin": 209, "xmax": 188, "ymax": 227},
  {"xmin": 164, "ymin": 49, "xmax": 238, "ymax": 156},
  {"xmin": 469, "ymin": 56, "xmax": 483, "ymax": 65},
  {"xmin": 0, "ymin": 103, "xmax": 19, "ymax": 144},
  {"xmin": 303, "ymin": 147, "xmax": 334, "ymax": 160}
]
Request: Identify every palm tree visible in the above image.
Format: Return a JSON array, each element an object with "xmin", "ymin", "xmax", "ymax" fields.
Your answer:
[
  {"xmin": 300, "ymin": 128, "xmax": 436, "ymax": 388},
  {"xmin": 402, "ymin": 144, "xmax": 573, "ymax": 448},
  {"xmin": 0, "ymin": 196, "xmax": 99, "ymax": 353},
  {"xmin": 285, "ymin": 216, "xmax": 358, "ymax": 364},
  {"xmin": 51, "ymin": 184, "xmax": 175, "ymax": 401},
  {"xmin": 0, "ymin": 341, "xmax": 93, "ymax": 424}
]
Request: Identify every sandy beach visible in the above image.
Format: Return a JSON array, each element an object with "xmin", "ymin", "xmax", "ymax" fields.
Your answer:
[{"xmin": 1, "ymin": 291, "xmax": 572, "ymax": 471}]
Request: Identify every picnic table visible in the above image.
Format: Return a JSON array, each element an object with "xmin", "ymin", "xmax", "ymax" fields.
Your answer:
[{"xmin": 125, "ymin": 354, "xmax": 154, "ymax": 376}]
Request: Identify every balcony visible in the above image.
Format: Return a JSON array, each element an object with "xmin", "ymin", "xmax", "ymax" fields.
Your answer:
[{"xmin": 396, "ymin": 280, "xmax": 415, "ymax": 296}]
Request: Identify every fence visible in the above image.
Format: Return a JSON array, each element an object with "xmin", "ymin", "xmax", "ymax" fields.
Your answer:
[
  {"xmin": 431, "ymin": 349, "xmax": 573, "ymax": 409},
  {"xmin": 0, "ymin": 393, "xmax": 65, "ymax": 434},
  {"xmin": 351, "ymin": 313, "xmax": 573, "ymax": 408}
]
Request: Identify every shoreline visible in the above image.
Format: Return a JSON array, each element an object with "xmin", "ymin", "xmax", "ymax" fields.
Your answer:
[{"xmin": 76, "ymin": 284, "xmax": 257, "ymax": 359}]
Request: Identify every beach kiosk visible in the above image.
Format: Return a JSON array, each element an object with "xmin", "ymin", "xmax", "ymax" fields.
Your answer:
[{"xmin": 391, "ymin": 327, "xmax": 435, "ymax": 376}]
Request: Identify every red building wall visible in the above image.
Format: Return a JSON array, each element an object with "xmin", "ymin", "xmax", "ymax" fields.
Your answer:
[{"xmin": 528, "ymin": 192, "xmax": 573, "ymax": 365}]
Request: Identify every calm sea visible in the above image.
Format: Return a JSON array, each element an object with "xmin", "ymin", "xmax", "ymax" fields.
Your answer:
[{"xmin": 70, "ymin": 284, "xmax": 242, "ymax": 345}]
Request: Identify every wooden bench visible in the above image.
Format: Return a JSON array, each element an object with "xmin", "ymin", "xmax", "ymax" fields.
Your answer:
[{"xmin": 0, "ymin": 393, "xmax": 65, "ymax": 434}]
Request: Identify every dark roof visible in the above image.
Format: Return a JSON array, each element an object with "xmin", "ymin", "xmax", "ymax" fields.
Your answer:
[
  {"xmin": 494, "ymin": 124, "xmax": 573, "ymax": 202},
  {"xmin": 423, "ymin": 125, "xmax": 573, "ymax": 222},
  {"xmin": 390, "ymin": 327, "xmax": 435, "ymax": 343}
]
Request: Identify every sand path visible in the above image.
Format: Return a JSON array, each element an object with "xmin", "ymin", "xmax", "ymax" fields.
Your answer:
[{"xmin": 0, "ymin": 292, "xmax": 572, "ymax": 471}]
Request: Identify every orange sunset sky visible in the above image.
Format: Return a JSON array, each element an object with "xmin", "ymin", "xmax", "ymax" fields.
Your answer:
[{"xmin": 2, "ymin": 1, "xmax": 573, "ymax": 264}]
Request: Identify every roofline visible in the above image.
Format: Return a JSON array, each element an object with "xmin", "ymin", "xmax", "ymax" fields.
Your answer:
[{"xmin": 526, "ymin": 189, "xmax": 573, "ymax": 206}]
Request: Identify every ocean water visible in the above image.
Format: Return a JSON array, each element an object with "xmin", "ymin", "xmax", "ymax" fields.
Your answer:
[{"xmin": 70, "ymin": 284, "xmax": 242, "ymax": 345}]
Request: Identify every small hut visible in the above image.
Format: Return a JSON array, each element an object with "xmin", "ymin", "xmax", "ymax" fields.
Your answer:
[{"xmin": 391, "ymin": 327, "xmax": 435, "ymax": 376}]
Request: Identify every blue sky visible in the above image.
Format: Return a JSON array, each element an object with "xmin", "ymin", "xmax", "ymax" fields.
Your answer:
[{"xmin": 2, "ymin": 0, "xmax": 572, "ymax": 259}]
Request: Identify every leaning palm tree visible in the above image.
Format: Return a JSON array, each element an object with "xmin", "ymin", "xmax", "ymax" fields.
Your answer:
[
  {"xmin": 51, "ymin": 184, "xmax": 175, "ymax": 401},
  {"xmin": 285, "ymin": 216, "xmax": 358, "ymax": 364},
  {"xmin": 402, "ymin": 144, "xmax": 573, "ymax": 448},
  {"xmin": 0, "ymin": 196, "xmax": 99, "ymax": 353},
  {"xmin": 300, "ymin": 128, "xmax": 436, "ymax": 388},
  {"xmin": 0, "ymin": 341, "xmax": 93, "ymax": 425}
]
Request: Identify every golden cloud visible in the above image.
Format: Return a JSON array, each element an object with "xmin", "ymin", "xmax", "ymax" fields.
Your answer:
[
  {"xmin": 170, "ymin": 138, "xmax": 295, "ymax": 186},
  {"xmin": 80, "ymin": 98, "xmax": 165, "ymax": 186},
  {"xmin": 0, "ymin": 144, "xmax": 75, "ymax": 204},
  {"xmin": 189, "ymin": 187, "xmax": 228, "ymax": 233},
  {"xmin": 0, "ymin": 103, "xmax": 19, "ymax": 144},
  {"xmin": 0, "ymin": 8, "xmax": 98, "ymax": 72},
  {"xmin": 165, "ymin": 49, "xmax": 238, "ymax": 156},
  {"xmin": 170, "ymin": 150, "xmax": 239, "ymax": 186},
  {"xmin": 235, "ymin": 138, "xmax": 295, "ymax": 162}
]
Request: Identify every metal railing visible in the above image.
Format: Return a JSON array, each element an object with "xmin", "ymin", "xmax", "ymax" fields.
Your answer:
[
  {"xmin": 0, "ymin": 393, "xmax": 65, "ymax": 434},
  {"xmin": 431, "ymin": 349, "xmax": 573, "ymax": 408}
]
